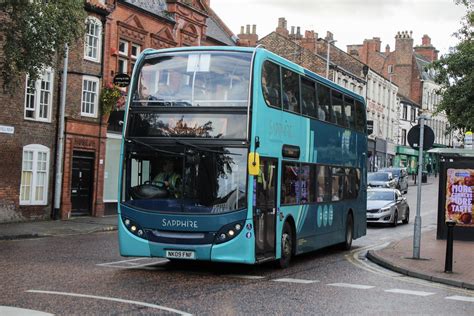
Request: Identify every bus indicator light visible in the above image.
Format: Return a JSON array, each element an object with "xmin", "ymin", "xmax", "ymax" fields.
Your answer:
[
  {"xmin": 235, "ymin": 224, "xmax": 242, "ymax": 231},
  {"xmin": 246, "ymin": 232, "xmax": 252, "ymax": 239}
]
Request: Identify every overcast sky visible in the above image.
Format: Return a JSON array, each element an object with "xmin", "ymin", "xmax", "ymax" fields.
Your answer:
[{"xmin": 211, "ymin": 0, "xmax": 467, "ymax": 56}]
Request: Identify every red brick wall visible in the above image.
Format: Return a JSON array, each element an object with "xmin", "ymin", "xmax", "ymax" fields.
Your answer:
[{"xmin": 0, "ymin": 13, "xmax": 58, "ymax": 222}]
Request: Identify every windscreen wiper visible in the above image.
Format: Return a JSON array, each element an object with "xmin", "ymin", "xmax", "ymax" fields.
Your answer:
[{"xmin": 125, "ymin": 137, "xmax": 184, "ymax": 157}]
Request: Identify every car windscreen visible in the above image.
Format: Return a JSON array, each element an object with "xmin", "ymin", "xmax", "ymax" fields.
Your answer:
[
  {"xmin": 368, "ymin": 172, "xmax": 390, "ymax": 181},
  {"xmin": 367, "ymin": 191, "xmax": 395, "ymax": 201},
  {"xmin": 381, "ymin": 169, "xmax": 401, "ymax": 177}
]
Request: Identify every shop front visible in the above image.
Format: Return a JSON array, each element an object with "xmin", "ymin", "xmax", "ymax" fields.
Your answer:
[{"xmin": 394, "ymin": 145, "xmax": 418, "ymax": 175}]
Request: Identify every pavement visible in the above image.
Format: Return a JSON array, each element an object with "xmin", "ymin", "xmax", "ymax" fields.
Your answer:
[{"xmin": 1, "ymin": 182, "xmax": 473, "ymax": 290}]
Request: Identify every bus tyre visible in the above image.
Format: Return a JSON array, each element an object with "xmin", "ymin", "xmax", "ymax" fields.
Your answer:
[
  {"xmin": 339, "ymin": 213, "xmax": 353, "ymax": 251},
  {"xmin": 277, "ymin": 221, "xmax": 293, "ymax": 269}
]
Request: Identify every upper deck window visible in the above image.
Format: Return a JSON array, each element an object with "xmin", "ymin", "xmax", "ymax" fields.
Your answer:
[{"xmin": 134, "ymin": 51, "xmax": 251, "ymax": 107}]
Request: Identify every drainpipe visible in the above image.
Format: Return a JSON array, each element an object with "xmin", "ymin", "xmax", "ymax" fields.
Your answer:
[{"xmin": 53, "ymin": 43, "xmax": 68, "ymax": 220}]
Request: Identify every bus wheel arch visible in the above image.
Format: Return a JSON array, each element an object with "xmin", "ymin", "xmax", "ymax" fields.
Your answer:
[
  {"xmin": 339, "ymin": 209, "xmax": 354, "ymax": 251},
  {"xmin": 277, "ymin": 216, "xmax": 296, "ymax": 269}
]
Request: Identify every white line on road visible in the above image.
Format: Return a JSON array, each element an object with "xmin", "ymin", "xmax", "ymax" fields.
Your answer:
[
  {"xmin": 272, "ymin": 278, "xmax": 319, "ymax": 284},
  {"xmin": 445, "ymin": 295, "xmax": 474, "ymax": 303},
  {"xmin": 27, "ymin": 290, "xmax": 192, "ymax": 315},
  {"xmin": 327, "ymin": 283, "xmax": 375, "ymax": 290},
  {"xmin": 0, "ymin": 306, "xmax": 54, "ymax": 316},
  {"xmin": 384, "ymin": 289, "xmax": 435, "ymax": 296},
  {"xmin": 96, "ymin": 258, "xmax": 148, "ymax": 265},
  {"xmin": 224, "ymin": 275, "xmax": 266, "ymax": 280},
  {"xmin": 97, "ymin": 258, "xmax": 169, "ymax": 268}
]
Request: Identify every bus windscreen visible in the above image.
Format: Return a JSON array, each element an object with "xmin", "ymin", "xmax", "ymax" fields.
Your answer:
[
  {"xmin": 123, "ymin": 145, "xmax": 248, "ymax": 214},
  {"xmin": 133, "ymin": 51, "xmax": 252, "ymax": 107}
]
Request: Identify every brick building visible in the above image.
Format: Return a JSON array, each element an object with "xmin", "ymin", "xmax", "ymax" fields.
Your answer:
[
  {"xmin": 0, "ymin": 17, "xmax": 58, "ymax": 222},
  {"xmin": 347, "ymin": 31, "xmax": 451, "ymax": 149},
  {"xmin": 238, "ymin": 17, "xmax": 399, "ymax": 169},
  {"xmin": 0, "ymin": 1, "xmax": 109, "ymax": 222},
  {"xmin": 102, "ymin": 0, "xmax": 237, "ymax": 213},
  {"xmin": 0, "ymin": 0, "xmax": 236, "ymax": 222}
]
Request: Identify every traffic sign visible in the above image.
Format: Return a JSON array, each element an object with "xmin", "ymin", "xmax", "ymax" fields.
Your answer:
[{"xmin": 407, "ymin": 124, "xmax": 435, "ymax": 150}]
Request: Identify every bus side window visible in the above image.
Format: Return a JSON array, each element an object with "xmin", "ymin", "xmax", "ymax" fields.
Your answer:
[
  {"xmin": 301, "ymin": 77, "xmax": 317, "ymax": 118},
  {"xmin": 282, "ymin": 68, "xmax": 300, "ymax": 114},
  {"xmin": 299, "ymin": 164, "xmax": 315, "ymax": 204},
  {"xmin": 316, "ymin": 165, "xmax": 331, "ymax": 202},
  {"xmin": 317, "ymin": 83, "xmax": 331, "ymax": 122},
  {"xmin": 344, "ymin": 168, "xmax": 358, "ymax": 199},
  {"xmin": 331, "ymin": 167, "xmax": 344, "ymax": 202},
  {"xmin": 355, "ymin": 100, "xmax": 366, "ymax": 133},
  {"xmin": 344, "ymin": 96, "xmax": 355, "ymax": 129},
  {"xmin": 281, "ymin": 162, "xmax": 299, "ymax": 205},
  {"xmin": 332, "ymin": 91, "xmax": 345, "ymax": 127},
  {"xmin": 262, "ymin": 61, "xmax": 281, "ymax": 108}
]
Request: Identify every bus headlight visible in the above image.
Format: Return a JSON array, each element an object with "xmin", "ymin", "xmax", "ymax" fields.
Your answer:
[
  {"xmin": 121, "ymin": 216, "xmax": 146, "ymax": 239},
  {"xmin": 214, "ymin": 220, "xmax": 245, "ymax": 244}
]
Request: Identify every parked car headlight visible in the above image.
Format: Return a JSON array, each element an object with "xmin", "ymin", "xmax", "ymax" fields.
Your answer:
[{"xmin": 380, "ymin": 206, "xmax": 391, "ymax": 212}]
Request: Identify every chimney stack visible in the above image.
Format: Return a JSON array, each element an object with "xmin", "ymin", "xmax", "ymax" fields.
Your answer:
[
  {"xmin": 238, "ymin": 24, "xmax": 259, "ymax": 47},
  {"xmin": 276, "ymin": 17, "xmax": 289, "ymax": 37}
]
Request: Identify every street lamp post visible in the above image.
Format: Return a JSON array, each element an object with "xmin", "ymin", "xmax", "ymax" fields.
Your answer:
[
  {"xmin": 385, "ymin": 73, "xmax": 393, "ymax": 167},
  {"xmin": 325, "ymin": 39, "xmax": 337, "ymax": 79}
]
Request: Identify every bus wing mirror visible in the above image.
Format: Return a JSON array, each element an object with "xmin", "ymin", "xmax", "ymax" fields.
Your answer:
[{"xmin": 248, "ymin": 152, "xmax": 260, "ymax": 176}]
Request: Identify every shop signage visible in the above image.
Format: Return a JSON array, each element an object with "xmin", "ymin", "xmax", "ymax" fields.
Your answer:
[
  {"xmin": 367, "ymin": 120, "xmax": 373, "ymax": 135},
  {"xmin": 465, "ymin": 131, "xmax": 473, "ymax": 149},
  {"xmin": 113, "ymin": 73, "xmax": 131, "ymax": 87}
]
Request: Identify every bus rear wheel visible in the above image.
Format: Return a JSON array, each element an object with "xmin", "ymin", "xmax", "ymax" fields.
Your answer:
[
  {"xmin": 339, "ymin": 213, "xmax": 353, "ymax": 251},
  {"xmin": 277, "ymin": 221, "xmax": 293, "ymax": 269}
]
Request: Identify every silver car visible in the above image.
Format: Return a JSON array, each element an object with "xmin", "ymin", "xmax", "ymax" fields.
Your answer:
[
  {"xmin": 379, "ymin": 167, "xmax": 409, "ymax": 194},
  {"xmin": 366, "ymin": 188, "xmax": 410, "ymax": 226},
  {"xmin": 368, "ymin": 171, "xmax": 397, "ymax": 189}
]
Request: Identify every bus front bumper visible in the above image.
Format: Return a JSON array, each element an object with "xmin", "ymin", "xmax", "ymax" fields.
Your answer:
[{"xmin": 119, "ymin": 219, "xmax": 256, "ymax": 264}]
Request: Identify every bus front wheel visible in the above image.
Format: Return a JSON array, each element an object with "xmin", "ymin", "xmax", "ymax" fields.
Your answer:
[{"xmin": 277, "ymin": 221, "xmax": 293, "ymax": 269}]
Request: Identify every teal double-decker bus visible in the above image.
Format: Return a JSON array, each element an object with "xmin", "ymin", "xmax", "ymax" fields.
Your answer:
[{"xmin": 118, "ymin": 46, "xmax": 367, "ymax": 268}]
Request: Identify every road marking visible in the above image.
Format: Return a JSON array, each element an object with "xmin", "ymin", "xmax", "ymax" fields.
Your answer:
[
  {"xmin": 97, "ymin": 258, "xmax": 168, "ymax": 268},
  {"xmin": 384, "ymin": 289, "xmax": 435, "ymax": 296},
  {"xmin": 0, "ymin": 306, "xmax": 54, "ymax": 316},
  {"xmin": 445, "ymin": 295, "xmax": 474, "ymax": 303},
  {"xmin": 272, "ymin": 278, "xmax": 319, "ymax": 284},
  {"xmin": 224, "ymin": 275, "xmax": 265, "ymax": 280},
  {"xmin": 327, "ymin": 283, "xmax": 375, "ymax": 289},
  {"xmin": 27, "ymin": 290, "xmax": 192, "ymax": 315}
]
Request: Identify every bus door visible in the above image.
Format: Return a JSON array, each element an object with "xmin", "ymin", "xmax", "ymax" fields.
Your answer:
[{"xmin": 254, "ymin": 157, "xmax": 277, "ymax": 260}]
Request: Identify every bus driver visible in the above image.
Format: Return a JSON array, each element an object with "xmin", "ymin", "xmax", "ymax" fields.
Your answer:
[{"xmin": 153, "ymin": 160, "xmax": 181, "ymax": 197}]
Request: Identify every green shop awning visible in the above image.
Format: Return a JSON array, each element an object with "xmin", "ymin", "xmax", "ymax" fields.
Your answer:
[{"xmin": 396, "ymin": 146, "xmax": 418, "ymax": 156}]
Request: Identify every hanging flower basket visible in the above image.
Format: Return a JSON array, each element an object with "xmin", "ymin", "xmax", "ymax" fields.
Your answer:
[{"xmin": 100, "ymin": 83, "xmax": 125, "ymax": 121}]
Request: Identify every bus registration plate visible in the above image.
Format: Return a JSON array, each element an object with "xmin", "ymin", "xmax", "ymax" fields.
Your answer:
[{"xmin": 165, "ymin": 250, "xmax": 195, "ymax": 260}]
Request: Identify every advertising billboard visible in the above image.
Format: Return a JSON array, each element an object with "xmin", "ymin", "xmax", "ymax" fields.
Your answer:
[{"xmin": 445, "ymin": 168, "xmax": 474, "ymax": 226}]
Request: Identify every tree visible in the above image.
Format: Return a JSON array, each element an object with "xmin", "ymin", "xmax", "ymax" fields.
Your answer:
[
  {"xmin": 0, "ymin": 0, "xmax": 86, "ymax": 91},
  {"xmin": 430, "ymin": 0, "xmax": 474, "ymax": 131}
]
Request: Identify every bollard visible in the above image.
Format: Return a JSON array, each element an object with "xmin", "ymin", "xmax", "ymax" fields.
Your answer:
[{"xmin": 444, "ymin": 220, "xmax": 456, "ymax": 273}]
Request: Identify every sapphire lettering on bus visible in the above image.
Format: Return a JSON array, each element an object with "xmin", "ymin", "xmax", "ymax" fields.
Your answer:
[
  {"xmin": 269, "ymin": 121, "xmax": 293, "ymax": 138},
  {"xmin": 162, "ymin": 219, "xmax": 198, "ymax": 229}
]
